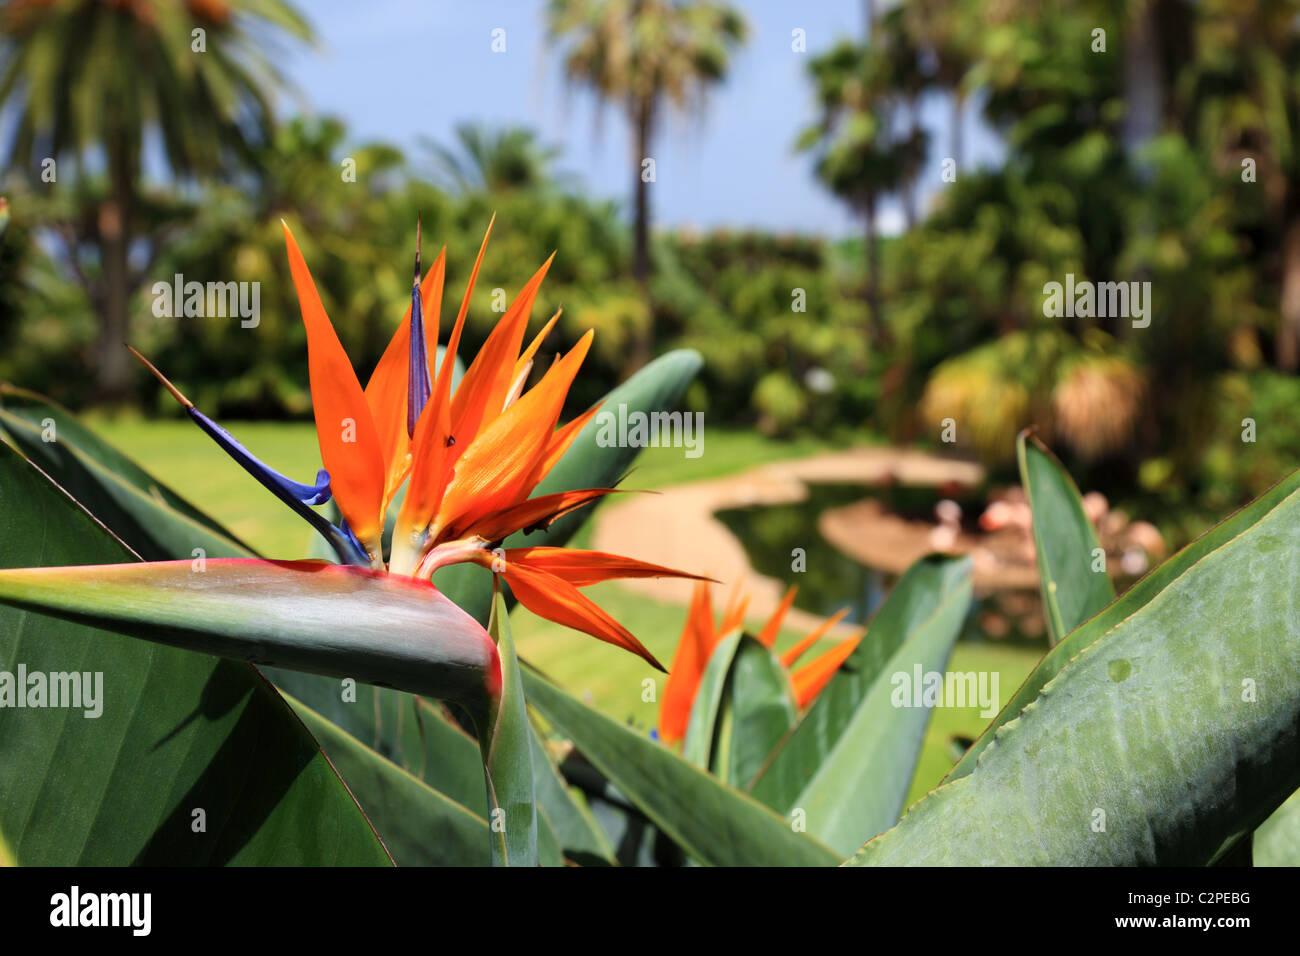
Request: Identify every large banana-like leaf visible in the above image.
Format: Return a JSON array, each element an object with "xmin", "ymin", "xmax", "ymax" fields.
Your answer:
[
  {"xmin": 750, "ymin": 555, "xmax": 973, "ymax": 814},
  {"xmin": 0, "ymin": 386, "xmax": 253, "ymax": 559},
  {"xmin": 1254, "ymin": 789, "xmax": 1300, "ymax": 866},
  {"xmin": 848, "ymin": 478, "xmax": 1300, "ymax": 865},
  {"xmin": 434, "ymin": 349, "xmax": 703, "ymax": 625},
  {"xmin": 288, "ymin": 694, "xmax": 489, "ymax": 866},
  {"xmin": 1023, "ymin": 433, "xmax": 1300, "ymax": 862},
  {"xmin": 680, "ymin": 630, "xmax": 797, "ymax": 789},
  {"xmin": 556, "ymin": 754, "xmax": 685, "ymax": 866},
  {"xmin": 482, "ymin": 588, "xmax": 537, "ymax": 866},
  {"xmin": 773, "ymin": 561, "xmax": 972, "ymax": 857},
  {"xmin": 522, "ymin": 665, "xmax": 840, "ymax": 866},
  {"xmin": 266, "ymin": 668, "xmax": 486, "ymax": 809},
  {"xmin": 681, "ymin": 629, "xmax": 744, "ymax": 768},
  {"xmin": 713, "ymin": 637, "xmax": 797, "ymax": 790},
  {"xmin": 0, "ymin": 442, "xmax": 391, "ymax": 865},
  {"xmin": 948, "ymin": 469, "xmax": 1300, "ymax": 781},
  {"xmin": 1018, "ymin": 430, "xmax": 1114, "ymax": 645},
  {"xmin": 528, "ymin": 721, "xmax": 619, "ymax": 865}
]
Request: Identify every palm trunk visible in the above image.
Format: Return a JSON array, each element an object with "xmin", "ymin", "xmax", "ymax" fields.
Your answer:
[
  {"xmin": 864, "ymin": 194, "xmax": 881, "ymax": 345},
  {"xmin": 630, "ymin": 98, "xmax": 654, "ymax": 371},
  {"xmin": 1122, "ymin": 3, "xmax": 1163, "ymax": 163},
  {"xmin": 96, "ymin": 136, "xmax": 135, "ymax": 402},
  {"xmin": 905, "ymin": 97, "xmax": 920, "ymax": 230},
  {"xmin": 1277, "ymin": 214, "xmax": 1300, "ymax": 371}
]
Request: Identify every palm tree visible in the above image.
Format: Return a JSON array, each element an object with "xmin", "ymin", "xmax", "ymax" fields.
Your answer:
[
  {"xmin": 877, "ymin": 7, "xmax": 930, "ymax": 229},
  {"xmin": 0, "ymin": 0, "xmax": 311, "ymax": 401},
  {"xmin": 546, "ymin": 0, "xmax": 747, "ymax": 369},
  {"xmin": 424, "ymin": 123, "xmax": 562, "ymax": 195},
  {"xmin": 899, "ymin": 0, "xmax": 976, "ymax": 167},
  {"xmin": 798, "ymin": 38, "xmax": 922, "ymax": 345}
]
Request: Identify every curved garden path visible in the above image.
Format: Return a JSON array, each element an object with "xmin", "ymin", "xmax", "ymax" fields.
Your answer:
[{"xmin": 591, "ymin": 446, "xmax": 985, "ymax": 637}]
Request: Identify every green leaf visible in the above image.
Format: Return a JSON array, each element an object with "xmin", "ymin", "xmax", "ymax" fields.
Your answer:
[
  {"xmin": 777, "ymin": 561, "xmax": 972, "ymax": 857},
  {"xmin": 681, "ymin": 628, "xmax": 743, "ymax": 768},
  {"xmin": 1018, "ymin": 430, "xmax": 1114, "ymax": 645},
  {"xmin": 949, "ymin": 469, "xmax": 1300, "ymax": 782},
  {"xmin": 559, "ymin": 754, "xmax": 685, "ymax": 866},
  {"xmin": 522, "ymin": 665, "xmax": 840, "ymax": 866},
  {"xmin": 1255, "ymin": 790, "xmax": 1300, "ymax": 866},
  {"xmin": 288, "ymin": 693, "xmax": 489, "ymax": 866},
  {"xmin": 750, "ymin": 555, "xmax": 973, "ymax": 813},
  {"xmin": 434, "ymin": 349, "xmax": 702, "ymax": 625},
  {"xmin": 0, "ymin": 386, "xmax": 253, "ymax": 559},
  {"xmin": 265, "ymin": 668, "xmax": 488, "ymax": 811},
  {"xmin": 482, "ymin": 586, "xmax": 537, "ymax": 866},
  {"xmin": 682, "ymin": 631, "xmax": 797, "ymax": 789},
  {"xmin": 0, "ymin": 557, "xmax": 501, "ymax": 716},
  {"xmin": 849, "ymin": 480, "xmax": 1300, "ymax": 865},
  {"xmin": 0, "ymin": 442, "xmax": 391, "ymax": 865},
  {"xmin": 713, "ymin": 637, "xmax": 798, "ymax": 790},
  {"xmin": 527, "ymin": 721, "xmax": 618, "ymax": 865}
]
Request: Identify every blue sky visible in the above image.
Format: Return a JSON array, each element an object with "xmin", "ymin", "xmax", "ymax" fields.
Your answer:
[{"xmin": 277, "ymin": 0, "xmax": 1003, "ymax": 237}]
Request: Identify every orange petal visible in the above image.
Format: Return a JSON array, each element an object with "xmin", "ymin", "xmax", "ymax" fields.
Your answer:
[
  {"xmin": 514, "ymin": 309, "xmax": 561, "ymax": 380},
  {"xmin": 779, "ymin": 607, "xmax": 852, "ymax": 669},
  {"xmin": 505, "ymin": 546, "xmax": 713, "ymax": 588},
  {"xmin": 719, "ymin": 584, "xmax": 750, "ymax": 637},
  {"xmin": 436, "ymin": 331, "xmax": 593, "ymax": 538},
  {"xmin": 693, "ymin": 581, "xmax": 719, "ymax": 651},
  {"xmin": 364, "ymin": 248, "xmax": 446, "ymax": 506},
  {"xmin": 659, "ymin": 580, "xmax": 716, "ymax": 744},
  {"xmin": 487, "ymin": 553, "xmax": 664, "ymax": 671},
  {"xmin": 398, "ymin": 377, "xmax": 453, "ymax": 545},
  {"xmin": 398, "ymin": 219, "xmax": 493, "ymax": 539},
  {"xmin": 282, "ymin": 223, "xmax": 385, "ymax": 550},
  {"xmin": 537, "ymin": 400, "xmax": 602, "ymax": 480},
  {"xmin": 470, "ymin": 489, "xmax": 620, "ymax": 544},
  {"xmin": 436, "ymin": 214, "xmax": 493, "ymax": 401},
  {"xmin": 450, "ymin": 254, "xmax": 555, "ymax": 442},
  {"xmin": 755, "ymin": 586, "xmax": 797, "ymax": 648},
  {"xmin": 790, "ymin": 633, "xmax": 864, "ymax": 708}
]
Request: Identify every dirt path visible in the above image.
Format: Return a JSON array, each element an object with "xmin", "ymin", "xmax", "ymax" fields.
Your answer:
[{"xmin": 591, "ymin": 446, "xmax": 984, "ymax": 637}]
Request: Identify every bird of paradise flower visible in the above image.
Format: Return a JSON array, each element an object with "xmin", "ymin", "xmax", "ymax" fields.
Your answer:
[
  {"xmin": 122, "ymin": 217, "xmax": 710, "ymax": 670},
  {"xmin": 658, "ymin": 581, "xmax": 862, "ymax": 745}
]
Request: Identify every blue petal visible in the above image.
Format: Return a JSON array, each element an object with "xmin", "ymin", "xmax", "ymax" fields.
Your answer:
[
  {"xmin": 188, "ymin": 407, "xmax": 331, "ymax": 506},
  {"xmin": 186, "ymin": 407, "xmax": 369, "ymax": 566},
  {"xmin": 407, "ymin": 224, "xmax": 433, "ymax": 438}
]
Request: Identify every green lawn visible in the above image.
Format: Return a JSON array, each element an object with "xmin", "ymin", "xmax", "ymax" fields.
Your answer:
[
  {"xmin": 90, "ymin": 416, "xmax": 1045, "ymax": 816},
  {"xmin": 90, "ymin": 417, "xmax": 327, "ymax": 558}
]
